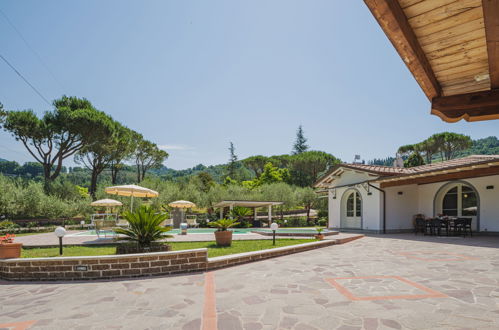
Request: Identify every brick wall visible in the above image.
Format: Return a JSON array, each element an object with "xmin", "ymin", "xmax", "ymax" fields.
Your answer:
[{"xmin": 0, "ymin": 249, "xmax": 208, "ymax": 281}]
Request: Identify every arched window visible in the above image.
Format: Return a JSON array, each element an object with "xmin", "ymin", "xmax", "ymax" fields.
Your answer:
[
  {"xmin": 442, "ymin": 184, "xmax": 477, "ymax": 217},
  {"xmin": 346, "ymin": 193, "xmax": 354, "ymax": 217},
  {"xmin": 345, "ymin": 191, "xmax": 361, "ymax": 217}
]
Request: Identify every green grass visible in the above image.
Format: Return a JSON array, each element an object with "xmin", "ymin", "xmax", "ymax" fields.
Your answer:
[
  {"xmin": 21, "ymin": 239, "xmax": 315, "ymax": 258},
  {"xmin": 12, "ymin": 232, "xmax": 49, "ymax": 237}
]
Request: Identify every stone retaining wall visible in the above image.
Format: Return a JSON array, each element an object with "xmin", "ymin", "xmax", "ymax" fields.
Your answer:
[{"xmin": 0, "ymin": 236, "xmax": 363, "ymax": 281}]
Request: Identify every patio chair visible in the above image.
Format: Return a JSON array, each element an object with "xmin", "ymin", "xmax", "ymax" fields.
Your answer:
[
  {"xmin": 186, "ymin": 217, "xmax": 199, "ymax": 228},
  {"xmin": 429, "ymin": 218, "xmax": 446, "ymax": 236},
  {"xmin": 450, "ymin": 218, "xmax": 465, "ymax": 237},
  {"xmin": 463, "ymin": 218, "xmax": 472, "ymax": 237},
  {"xmin": 160, "ymin": 219, "xmax": 173, "ymax": 227},
  {"xmin": 414, "ymin": 217, "xmax": 426, "ymax": 235}
]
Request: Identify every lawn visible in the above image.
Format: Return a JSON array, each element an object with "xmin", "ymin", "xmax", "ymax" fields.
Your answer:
[{"xmin": 21, "ymin": 239, "xmax": 315, "ymax": 258}]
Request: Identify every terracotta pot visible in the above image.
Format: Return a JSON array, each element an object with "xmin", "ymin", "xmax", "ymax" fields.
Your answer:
[
  {"xmin": 315, "ymin": 234, "xmax": 325, "ymax": 240},
  {"xmin": 0, "ymin": 243, "xmax": 23, "ymax": 259},
  {"xmin": 214, "ymin": 230, "xmax": 233, "ymax": 246}
]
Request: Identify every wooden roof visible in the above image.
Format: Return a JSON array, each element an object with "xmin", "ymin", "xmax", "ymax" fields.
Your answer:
[{"xmin": 364, "ymin": 0, "xmax": 499, "ymax": 122}]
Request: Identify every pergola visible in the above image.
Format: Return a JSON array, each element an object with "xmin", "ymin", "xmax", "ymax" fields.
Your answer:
[
  {"xmin": 364, "ymin": 0, "xmax": 499, "ymax": 122},
  {"xmin": 214, "ymin": 200, "xmax": 283, "ymax": 224}
]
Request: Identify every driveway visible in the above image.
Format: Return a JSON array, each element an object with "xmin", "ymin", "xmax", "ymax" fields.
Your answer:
[{"xmin": 1, "ymin": 234, "xmax": 498, "ymax": 329}]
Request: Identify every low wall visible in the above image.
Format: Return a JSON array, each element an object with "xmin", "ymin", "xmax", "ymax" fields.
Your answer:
[
  {"xmin": 0, "ymin": 249, "xmax": 207, "ymax": 281},
  {"xmin": 0, "ymin": 236, "xmax": 363, "ymax": 281}
]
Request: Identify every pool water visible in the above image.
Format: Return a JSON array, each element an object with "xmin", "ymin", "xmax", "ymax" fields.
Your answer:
[{"xmin": 71, "ymin": 227, "xmax": 325, "ymax": 237}]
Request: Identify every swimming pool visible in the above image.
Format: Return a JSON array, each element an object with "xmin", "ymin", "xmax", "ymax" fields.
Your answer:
[{"xmin": 70, "ymin": 227, "xmax": 330, "ymax": 237}]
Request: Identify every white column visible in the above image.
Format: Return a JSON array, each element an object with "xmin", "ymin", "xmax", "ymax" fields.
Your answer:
[
  {"xmin": 229, "ymin": 204, "xmax": 234, "ymax": 219},
  {"xmin": 220, "ymin": 207, "xmax": 223, "ymax": 220},
  {"xmin": 254, "ymin": 208, "xmax": 257, "ymax": 222}
]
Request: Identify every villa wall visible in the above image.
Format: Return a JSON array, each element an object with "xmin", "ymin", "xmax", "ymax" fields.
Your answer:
[{"xmin": 384, "ymin": 184, "xmax": 419, "ymax": 231}]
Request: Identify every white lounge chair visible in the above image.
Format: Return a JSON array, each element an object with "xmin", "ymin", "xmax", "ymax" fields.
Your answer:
[{"xmin": 186, "ymin": 217, "xmax": 199, "ymax": 228}]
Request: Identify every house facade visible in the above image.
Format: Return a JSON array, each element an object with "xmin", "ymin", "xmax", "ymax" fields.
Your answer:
[{"xmin": 314, "ymin": 155, "xmax": 499, "ymax": 234}]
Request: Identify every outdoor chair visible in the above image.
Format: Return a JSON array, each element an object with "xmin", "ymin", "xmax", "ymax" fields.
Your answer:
[
  {"xmin": 454, "ymin": 217, "xmax": 472, "ymax": 237},
  {"xmin": 429, "ymin": 218, "xmax": 446, "ymax": 236},
  {"xmin": 160, "ymin": 219, "xmax": 174, "ymax": 227},
  {"xmin": 186, "ymin": 217, "xmax": 199, "ymax": 228},
  {"xmin": 451, "ymin": 218, "xmax": 466, "ymax": 237},
  {"xmin": 414, "ymin": 217, "xmax": 426, "ymax": 235},
  {"xmin": 463, "ymin": 218, "xmax": 473, "ymax": 237}
]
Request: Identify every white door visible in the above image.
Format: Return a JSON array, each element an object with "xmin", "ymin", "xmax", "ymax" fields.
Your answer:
[
  {"xmin": 342, "ymin": 191, "xmax": 362, "ymax": 229},
  {"xmin": 439, "ymin": 184, "xmax": 478, "ymax": 231}
]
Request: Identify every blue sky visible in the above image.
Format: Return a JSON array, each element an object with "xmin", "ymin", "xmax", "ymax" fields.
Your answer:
[{"xmin": 1, "ymin": 0, "xmax": 498, "ymax": 169}]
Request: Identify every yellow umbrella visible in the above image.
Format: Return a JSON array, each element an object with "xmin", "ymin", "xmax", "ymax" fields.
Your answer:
[
  {"xmin": 90, "ymin": 199, "xmax": 123, "ymax": 207},
  {"xmin": 168, "ymin": 200, "xmax": 196, "ymax": 208},
  {"xmin": 168, "ymin": 200, "xmax": 196, "ymax": 223},
  {"xmin": 105, "ymin": 185, "xmax": 159, "ymax": 211}
]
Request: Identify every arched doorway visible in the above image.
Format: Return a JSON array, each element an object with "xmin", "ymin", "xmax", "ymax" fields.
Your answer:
[
  {"xmin": 434, "ymin": 181, "xmax": 479, "ymax": 231},
  {"xmin": 341, "ymin": 189, "xmax": 362, "ymax": 229}
]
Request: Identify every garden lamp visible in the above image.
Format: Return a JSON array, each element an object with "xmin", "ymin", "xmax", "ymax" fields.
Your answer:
[
  {"xmin": 54, "ymin": 226, "xmax": 67, "ymax": 255},
  {"xmin": 270, "ymin": 222, "xmax": 279, "ymax": 246}
]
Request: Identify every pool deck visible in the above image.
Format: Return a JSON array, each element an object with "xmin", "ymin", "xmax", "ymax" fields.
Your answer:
[{"xmin": 14, "ymin": 230, "xmax": 347, "ymax": 247}]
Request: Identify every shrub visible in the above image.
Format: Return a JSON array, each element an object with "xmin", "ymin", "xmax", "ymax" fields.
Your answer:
[
  {"xmin": 317, "ymin": 217, "xmax": 328, "ymax": 226},
  {"xmin": 285, "ymin": 216, "xmax": 308, "ymax": 227},
  {"xmin": 114, "ymin": 206, "xmax": 171, "ymax": 249},
  {"xmin": 208, "ymin": 218, "xmax": 239, "ymax": 231}
]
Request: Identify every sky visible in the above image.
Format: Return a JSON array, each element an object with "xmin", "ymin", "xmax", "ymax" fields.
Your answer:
[{"xmin": 1, "ymin": 0, "xmax": 498, "ymax": 170}]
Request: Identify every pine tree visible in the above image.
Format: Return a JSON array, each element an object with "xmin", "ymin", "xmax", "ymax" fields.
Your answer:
[
  {"xmin": 227, "ymin": 142, "xmax": 238, "ymax": 179},
  {"xmin": 292, "ymin": 125, "xmax": 309, "ymax": 154}
]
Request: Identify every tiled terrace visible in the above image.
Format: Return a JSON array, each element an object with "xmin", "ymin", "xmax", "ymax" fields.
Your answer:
[{"xmin": 1, "ymin": 234, "xmax": 498, "ymax": 329}]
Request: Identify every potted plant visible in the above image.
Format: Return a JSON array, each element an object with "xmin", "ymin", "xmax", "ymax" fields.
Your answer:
[
  {"xmin": 0, "ymin": 234, "xmax": 22, "ymax": 259},
  {"xmin": 114, "ymin": 206, "xmax": 172, "ymax": 254},
  {"xmin": 209, "ymin": 218, "xmax": 239, "ymax": 246},
  {"xmin": 315, "ymin": 227, "xmax": 325, "ymax": 240}
]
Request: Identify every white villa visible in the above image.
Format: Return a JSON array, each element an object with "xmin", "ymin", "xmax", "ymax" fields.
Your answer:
[{"xmin": 314, "ymin": 155, "xmax": 499, "ymax": 234}]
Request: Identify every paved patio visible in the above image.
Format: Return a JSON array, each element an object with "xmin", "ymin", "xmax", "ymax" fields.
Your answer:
[{"xmin": 1, "ymin": 234, "xmax": 498, "ymax": 329}]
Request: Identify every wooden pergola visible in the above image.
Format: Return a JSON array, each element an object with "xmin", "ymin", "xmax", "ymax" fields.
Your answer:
[{"xmin": 364, "ymin": 0, "xmax": 499, "ymax": 122}]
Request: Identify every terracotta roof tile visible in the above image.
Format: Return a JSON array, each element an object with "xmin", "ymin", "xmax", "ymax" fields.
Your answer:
[{"xmin": 315, "ymin": 155, "xmax": 499, "ymax": 187}]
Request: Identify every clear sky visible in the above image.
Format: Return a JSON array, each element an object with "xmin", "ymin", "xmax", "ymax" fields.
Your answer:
[{"xmin": 1, "ymin": 0, "xmax": 498, "ymax": 169}]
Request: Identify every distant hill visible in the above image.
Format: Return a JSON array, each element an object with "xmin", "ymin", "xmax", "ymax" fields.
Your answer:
[
  {"xmin": 0, "ymin": 158, "xmax": 7, "ymax": 162},
  {"xmin": 369, "ymin": 136, "xmax": 499, "ymax": 166}
]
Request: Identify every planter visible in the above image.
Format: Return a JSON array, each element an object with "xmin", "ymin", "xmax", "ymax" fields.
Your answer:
[
  {"xmin": 315, "ymin": 234, "xmax": 325, "ymax": 240},
  {"xmin": 116, "ymin": 243, "xmax": 171, "ymax": 255},
  {"xmin": 0, "ymin": 243, "xmax": 23, "ymax": 259},
  {"xmin": 214, "ymin": 230, "xmax": 233, "ymax": 246}
]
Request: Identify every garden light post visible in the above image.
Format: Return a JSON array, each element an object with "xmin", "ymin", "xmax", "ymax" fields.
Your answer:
[
  {"xmin": 54, "ymin": 227, "xmax": 67, "ymax": 256},
  {"xmin": 270, "ymin": 222, "xmax": 278, "ymax": 246}
]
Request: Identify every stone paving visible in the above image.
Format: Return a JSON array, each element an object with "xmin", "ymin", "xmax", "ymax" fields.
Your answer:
[{"xmin": 1, "ymin": 234, "xmax": 499, "ymax": 329}]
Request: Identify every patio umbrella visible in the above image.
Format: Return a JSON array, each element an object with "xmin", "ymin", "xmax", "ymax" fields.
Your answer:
[
  {"xmin": 168, "ymin": 200, "xmax": 196, "ymax": 223},
  {"xmin": 90, "ymin": 199, "xmax": 123, "ymax": 207},
  {"xmin": 90, "ymin": 199, "xmax": 123, "ymax": 217},
  {"xmin": 105, "ymin": 185, "xmax": 159, "ymax": 211}
]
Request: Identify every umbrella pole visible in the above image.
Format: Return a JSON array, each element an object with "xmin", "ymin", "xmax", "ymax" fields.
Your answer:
[{"xmin": 131, "ymin": 195, "xmax": 134, "ymax": 212}]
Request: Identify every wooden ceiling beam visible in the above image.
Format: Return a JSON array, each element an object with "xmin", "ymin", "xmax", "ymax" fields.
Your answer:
[
  {"xmin": 431, "ymin": 89, "xmax": 499, "ymax": 122},
  {"xmin": 364, "ymin": 0, "xmax": 441, "ymax": 100},
  {"xmin": 482, "ymin": 0, "xmax": 499, "ymax": 88}
]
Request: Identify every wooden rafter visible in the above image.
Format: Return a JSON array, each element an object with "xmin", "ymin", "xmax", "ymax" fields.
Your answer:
[
  {"xmin": 482, "ymin": 0, "xmax": 499, "ymax": 88},
  {"xmin": 431, "ymin": 89, "xmax": 499, "ymax": 122},
  {"xmin": 364, "ymin": 0, "xmax": 441, "ymax": 99}
]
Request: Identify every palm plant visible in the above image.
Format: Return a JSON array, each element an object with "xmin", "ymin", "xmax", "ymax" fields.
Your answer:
[
  {"xmin": 208, "ymin": 218, "xmax": 239, "ymax": 231},
  {"xmin": 114, "ymin": 206, "xmax": 171, "ymax": 248}
]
